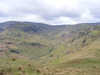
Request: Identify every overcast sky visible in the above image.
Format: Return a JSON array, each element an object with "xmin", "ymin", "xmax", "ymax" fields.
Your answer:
[{"xmin": 0, "ymin": 0, "xmax": 100, "ymax": 25}]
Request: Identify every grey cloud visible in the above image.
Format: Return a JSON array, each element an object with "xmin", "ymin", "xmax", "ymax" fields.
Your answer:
[{"xmin": 0, "ymin": 0, "xmax": 100, "ymax": 24}]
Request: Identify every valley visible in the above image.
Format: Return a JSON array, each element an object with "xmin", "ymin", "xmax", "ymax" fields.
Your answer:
[{"xmin": 0, "ymin": 21, "xmax": 100, "ymax": 75}]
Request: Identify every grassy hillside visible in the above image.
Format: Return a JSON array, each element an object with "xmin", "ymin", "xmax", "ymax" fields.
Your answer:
[{"xmin": 0, "ymin": 21, "xmax": 100, "ymax": 75}]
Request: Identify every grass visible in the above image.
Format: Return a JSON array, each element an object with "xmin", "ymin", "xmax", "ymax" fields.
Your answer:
[
  {"xmin": 0, "ymin": 56, "xmax": 42, "ymax": 75},
  {"xmin": 0, "ymin": 23, "xmax": 100, "ymax": 75},
  {"xmin": 59, "ymin": 58, "xmax": 100, "ymax": 68}
]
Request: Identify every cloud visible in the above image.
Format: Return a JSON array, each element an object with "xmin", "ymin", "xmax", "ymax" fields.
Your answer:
[
  {"xmin": 47, "ymin": 17, "xmax": 77, "ymax": 25},
  {"xmin": 0, "ymin": 0, "xmax": 100, "ymax": 24}
]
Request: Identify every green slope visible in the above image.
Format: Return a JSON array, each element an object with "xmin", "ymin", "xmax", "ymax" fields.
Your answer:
[{"xmin": 0, "ymin": 21, "xmax": 100, "ymax": 75}]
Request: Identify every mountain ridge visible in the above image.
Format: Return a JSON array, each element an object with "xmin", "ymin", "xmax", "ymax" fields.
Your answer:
[{"xmin": 0, "ymin": 21, "xmax": 100, "ymax": 75}]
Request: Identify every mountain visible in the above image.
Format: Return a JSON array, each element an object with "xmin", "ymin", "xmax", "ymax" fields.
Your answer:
[{"xmin": 0, "ymin": 21, "xmax": 100, "ymax": 75}]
